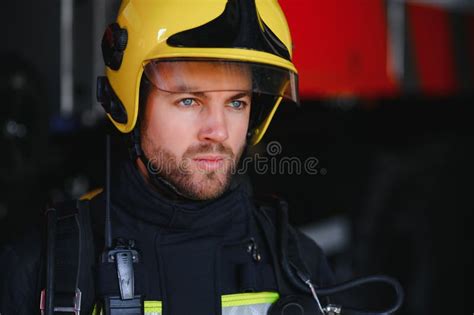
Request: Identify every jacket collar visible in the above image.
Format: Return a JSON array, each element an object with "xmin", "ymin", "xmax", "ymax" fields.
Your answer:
[{"xmin": 110, "ymin": 158, "xmax": 253, "ymax": 231}]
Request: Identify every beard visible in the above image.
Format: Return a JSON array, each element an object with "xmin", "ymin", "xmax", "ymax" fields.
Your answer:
[{"xmin": 142, "ymin": 139, "xmax": 246, "ymax": 200}]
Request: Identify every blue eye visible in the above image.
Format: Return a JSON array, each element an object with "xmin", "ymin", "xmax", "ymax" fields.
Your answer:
[
  {"xmin": 180, "ymin": 98, "xmax": 195, "ymax": 106},
  {"xmin": 230, "ymin": 100, "xmax": 244, "ymax": 109}
]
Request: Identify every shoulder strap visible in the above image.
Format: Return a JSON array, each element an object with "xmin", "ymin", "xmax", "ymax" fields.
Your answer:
[{"xmin": 42, "ymin": 199, "xmax": 95, "ymax": 315}]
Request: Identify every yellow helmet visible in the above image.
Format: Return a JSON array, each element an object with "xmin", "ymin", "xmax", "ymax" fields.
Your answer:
[{"xmin": 97, "ymin": 0, "xmax": 298, "ymax": 145}]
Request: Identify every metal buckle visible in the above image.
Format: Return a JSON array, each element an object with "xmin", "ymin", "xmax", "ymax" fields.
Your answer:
[
  {"xmin": 39, "ymin": 289, "xmax": 46, "ymax": 315},
  {"xmin": 39, "ymin": 288, "xmax": 82, "ymax": 315},
  {"xmin": 324, "ymin": 304, "xmax": 342, "ymax": 315}
]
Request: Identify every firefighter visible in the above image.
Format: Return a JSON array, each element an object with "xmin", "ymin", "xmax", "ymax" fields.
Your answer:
[{"xmin": 0, "ymin": 1, "xmax": 336, "ymax": 314}]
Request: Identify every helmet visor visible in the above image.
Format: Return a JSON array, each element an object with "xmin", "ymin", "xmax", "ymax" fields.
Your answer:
[{"xmin": 143, "ymin": 59, "xmax": 299, "ymax": 104}]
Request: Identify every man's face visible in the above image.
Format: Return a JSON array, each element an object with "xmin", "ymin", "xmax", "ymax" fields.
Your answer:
[{"xmin": 140, "ymin": 61, "xmax": 251, "ymax": 200}]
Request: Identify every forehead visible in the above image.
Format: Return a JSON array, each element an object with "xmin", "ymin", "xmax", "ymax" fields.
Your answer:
[{"xmin": 145, "ymin": 60, "xmax": 252, "ymax": 92}]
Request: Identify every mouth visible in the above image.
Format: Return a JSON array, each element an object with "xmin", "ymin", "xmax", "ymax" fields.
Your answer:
[{"xmin": 192, "ymin": 155, "xmax": 228, "ymax": 171}]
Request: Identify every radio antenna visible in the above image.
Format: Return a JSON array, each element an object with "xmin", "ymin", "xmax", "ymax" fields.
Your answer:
[{"xmin": 105, "ymin": 134, "xmax": 112, "ymax": 249}]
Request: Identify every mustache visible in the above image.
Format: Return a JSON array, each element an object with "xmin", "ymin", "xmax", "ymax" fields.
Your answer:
[{"xmin": 183, "ymin": 143, "xmax": 234, "ymax": 159}]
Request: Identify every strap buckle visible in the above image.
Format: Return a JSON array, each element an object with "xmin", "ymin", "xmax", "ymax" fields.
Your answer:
[
  {"xmin": 324, "ymin": 304, "xmax": 342, "ymax": 315},
  {"xmin": 40, "ymin": 288, "xmax": 82, "ymax": 315}
]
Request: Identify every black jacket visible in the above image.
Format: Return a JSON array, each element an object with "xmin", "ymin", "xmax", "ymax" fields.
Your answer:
[{"xmin": 0, "ymin": 159, "xmax": 335, "ymax": 315}]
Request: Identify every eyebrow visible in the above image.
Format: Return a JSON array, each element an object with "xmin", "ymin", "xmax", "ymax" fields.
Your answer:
[
  {"xmin": 165, "ymin": 89, "xmax": 251, "ymax": 101},
  {"xmin": 225, "ymin": 91, "xmax": 252, "ymax": 102}
]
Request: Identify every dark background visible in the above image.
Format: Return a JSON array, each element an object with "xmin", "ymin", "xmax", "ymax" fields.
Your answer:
[{"xmin": 1, "ymin": 1, "xmax": 472, "ymax": 314}]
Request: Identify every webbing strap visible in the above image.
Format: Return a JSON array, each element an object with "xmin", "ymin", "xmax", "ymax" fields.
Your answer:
[
  {"xmin": 42, "ymin": 200, "xmax": 95, "ymax": 314},
  {"xmin": 55, "ymin": 202, "xmax": 80, "ymax": 295}
]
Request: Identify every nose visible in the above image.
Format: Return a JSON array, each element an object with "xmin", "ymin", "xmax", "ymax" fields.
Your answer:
[{"xmin": 197, "ymin": 104, "xmax": 229, "ymax": 143}]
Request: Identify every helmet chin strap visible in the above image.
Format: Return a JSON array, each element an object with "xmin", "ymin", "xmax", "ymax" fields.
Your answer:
[
  {"xmin": 129, "ymin": 127, "xmax": 201, "ymax": 201},
  {"xmin": 139, "ymin": 152, "xmax": 201, "ymax": 201}
]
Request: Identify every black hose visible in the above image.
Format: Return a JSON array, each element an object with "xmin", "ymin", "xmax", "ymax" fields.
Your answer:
[
  {"xmin": 316, "ymin": 275, "xmax": 404, "ymax": 314},
  {"xmin": 276, "ymin": 199, "xmax": 404, "ymax": 314},
  {"xmin": 277, "ymin": 199, "xmax": 315, "ymax": 293}
]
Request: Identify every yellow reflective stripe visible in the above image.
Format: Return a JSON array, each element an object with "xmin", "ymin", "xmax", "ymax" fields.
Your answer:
[
  {"xmin": 221, "ymin": 292, "xmax": 279, "ymax": 307},
  {"xmin": 91, "ymin": 303, "xmax": 100, "ymax": 315},
  {"xmin": 144, "ymin": 300, "xmax": 162, "ymax": 314},
  {"xmin": 91, "ymin": 292, "xmax": 277, "ymax": 314}
]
